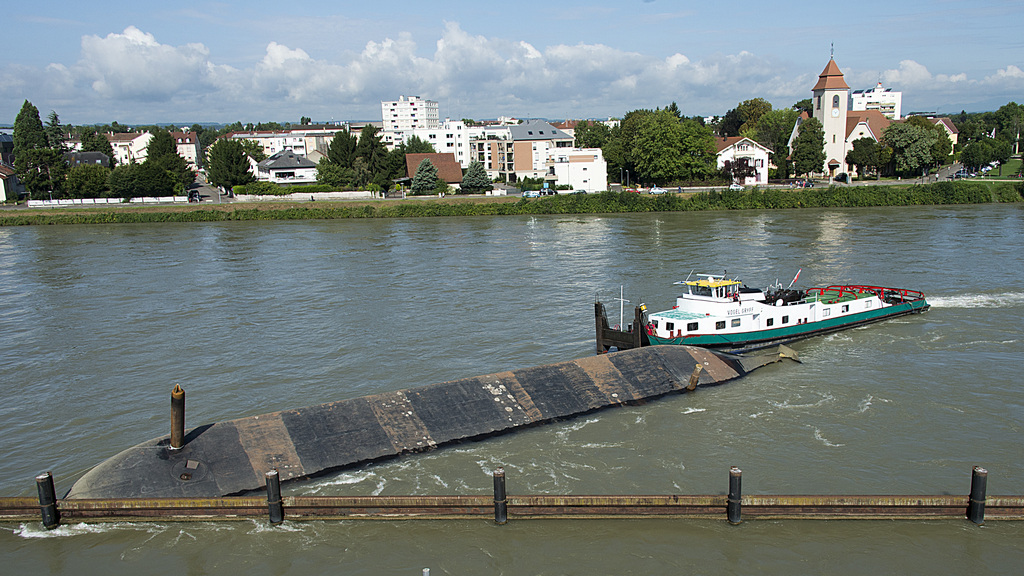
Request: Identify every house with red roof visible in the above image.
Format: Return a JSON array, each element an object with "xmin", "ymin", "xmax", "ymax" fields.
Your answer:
[{"xmin": 715, "ymin": 136, "xmax": 771, "ymax": 186}]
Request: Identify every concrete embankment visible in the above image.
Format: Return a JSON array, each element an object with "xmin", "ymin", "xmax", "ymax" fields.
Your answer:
[{"xmin": 66, "ymin": 345, "xmax": 794, "ymax": 499}]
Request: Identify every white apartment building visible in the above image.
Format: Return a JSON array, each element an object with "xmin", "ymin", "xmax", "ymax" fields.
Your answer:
[
  {"xmin": 227, "ymin": 126, "xmax": 346, "ymax": 159},
  {"xmin": 383, "ymin": 119, "xmax": 472, "ymax": 167},
  {"xmin": 381, "ymin": 96, "xmax": 439, "ymax": 132},
  {"xmin": 468, "ymin": 120, "xmax": 573, "ymax": 182},
  {"xmin": 545, "ymin": 148, "xmax": 607, "ymax": 192},
  {"xmin": 851, "ymin": 82, "xmax": 903, "ymax": 120}
]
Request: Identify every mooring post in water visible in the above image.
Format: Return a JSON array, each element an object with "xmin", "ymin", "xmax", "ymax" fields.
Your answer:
[
  {"xmin": 266, "ymin": 469, "xmax": 284, "ymax": 525},
  {"xmin": 967, "ymin": 465, "xmax": 988, "ymax": 525},
  {"xmin": 493, "ymin": 467, "xmax": 508, "ymax": 525},
  {"xmin": 170, "ymin": 384, "xmax": 185, "ymax": 450},
  {"xmin": 36, "ymin": 472, "xmax": 60, "ymax": 530},
  {"xmin": 727, "ymin": 466, "xmax": 742, "ymax": 525}
]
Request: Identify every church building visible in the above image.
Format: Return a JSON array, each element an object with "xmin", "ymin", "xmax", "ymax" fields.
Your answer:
[{"xmin": 791, "ymin": 57, "xmax": 892, "ymax": 178}]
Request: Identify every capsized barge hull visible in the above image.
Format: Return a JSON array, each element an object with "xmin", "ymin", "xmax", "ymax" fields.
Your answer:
[{"xmin": 66, "ymin": 345, "xmax": 795, "ymax": 499}]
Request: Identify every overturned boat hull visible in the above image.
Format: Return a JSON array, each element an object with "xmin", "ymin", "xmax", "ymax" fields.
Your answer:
[{"xmin": 66, "ymin": 345, "xmax": 794, "ymax": 499}]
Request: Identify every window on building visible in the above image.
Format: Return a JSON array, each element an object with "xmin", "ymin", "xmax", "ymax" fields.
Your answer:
[{"xmin": 833, "ymin": 95, "xmax": 840, "ymax": 108}]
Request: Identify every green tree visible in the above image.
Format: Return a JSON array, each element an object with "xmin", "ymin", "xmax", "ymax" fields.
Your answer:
[
  {"xmin": 460, "ymin": 160, "xmax": 491, "ymax": 194},
  {"xmin": 845, "ymin": 137, "xmax": 878, "ymax": 178},
  {"xmin": 793, "ymin": 98, "xmax": 813, "ymax": 116},
  {"xmin": 574, "ymin": 120, "xmax": 611, "ymax": 149},
  {"xmin": 13, "ymin": 100, "xmax": 67, "ymax": 198},
  {"xmin": 237, "ymin": 139, "xmax": 266, "ymax": 163},
  {"xmin": 80, "ymin": 131, "xmax": 116, "ymax": 165},
  {"xmin": 206, "ymin": 139, "xmax": 255, "ymax": 191},
  {"xmin": 883, "ymin": 123, "xmax": 936, "ymax": 177},
  {"xmin": 66, "ymin": 164, "xmax": 111, "ymax": 198},
  {"xmin": 791, "ymin": 117, "xmax": 826, "ymax": 177},
  {"xmin": 106, "ymin": 162, "xmax": 175, "ymax": 199},
  {"xmin": 403, "ymin": 135, "xmax": 434, "ymax": 154},
  {"xmin": 630, "ymin": 110, "xmax": 716, "ymax": 183},
  {"xmin": 316, "ymin": 158, "xmax": 354, "ymax": 188},
  {"xmin": 145, "ymin": 129, "xmax": 194, "ymax": 191},
  {"xmin": 326, "ymin": 130, "xmax": 357, "ymax": 168},
  {"xmin": 355, "ymin": 125, "xmax": 389, "ymax": 187},
  {"xmin": 300, "ymin": 116, "xmax": 312, "ymax": 125},
  {"xmin": 410, "ymin": 158, "xmax": 438, "ymax": 195},
  {"xmin": 753, "ymin": 108, "xmax": 800, "ymax": 178},
  {"xmin": 45, "ymin": 111, "xmax": 68, "ymax": 153}
]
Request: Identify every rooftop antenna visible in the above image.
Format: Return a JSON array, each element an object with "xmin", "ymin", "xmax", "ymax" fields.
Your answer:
[{"xmin": 830, "ymin": 42, "xmax": 834, "ymax": 59}]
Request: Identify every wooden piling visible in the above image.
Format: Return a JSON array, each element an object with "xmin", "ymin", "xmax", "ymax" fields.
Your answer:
[
  {"xmin": 727, "ymin": 466, "xmax": 742, "ymax": 525},
  {"xmin": 35, "ymin": 472, "xmax": 60, "ymax": 530},
  {"xmin": 266, "ymin": 469, "xmax": 284, "ymax": 525},
  {"xmin": 170, "ymin": 384, "xmax": 185, "ymax": 450},
  {"xmin": 968, "ymin": 465, "xmax": 987, "ymax": 525},
  {"xmin": 493, "ymin": 467, "xmax": 508, "ymax": 525}
]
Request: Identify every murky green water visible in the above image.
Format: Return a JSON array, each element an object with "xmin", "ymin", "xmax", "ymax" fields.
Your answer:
[{"xmin": 2, "ymin": 205, "xmax": 1023, "ymax": 574}]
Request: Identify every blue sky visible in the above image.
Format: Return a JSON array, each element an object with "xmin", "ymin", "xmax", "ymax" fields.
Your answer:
[{"xmin": 3, "ymin": 0, "xmax": 1022, "ymax": 125}]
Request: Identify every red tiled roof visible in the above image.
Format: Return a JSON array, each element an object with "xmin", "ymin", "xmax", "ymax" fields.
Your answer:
[
  {"xmin": 405, "ymin": 153, "xmax": 463, "ymax": 183},
  {"xmin": 0, "ymin": 164, "xmax": 15, "ymax": 178},
  {"xmin": 846, "ymin": 109, "xmax": 891, "ymax": 141},
  {"xmin": 812, "ymin": 59, "xmax": 850, "ymax": 91}
]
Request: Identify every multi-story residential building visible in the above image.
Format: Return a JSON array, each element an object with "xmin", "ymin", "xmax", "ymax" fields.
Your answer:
[
  {"xmin": 544, "ymin": 148, "xmax": 607, "ymax": 192},
  {"xmin": 467, "ymin": 120, "xmax": 574, "ymax": 182},
  {"xmin": 226, "ymin": 125, "xmax": 347, "ymax": 159},
  {"xmin": 851, "ymin": 82, "xmax": 903, "ymax": 120},
  {"xmin": 381, "ymin": 96, "xmax": 439, "ymax": 132},
  {"xmin": 383, "ymin": 119, "xmax": 472, "ymax": 167},
  {"xmin": 170, "ymin": 130, "xmax": 201, "ymax": 170},
  {"xmin": 106, "ymin": 132, "xmax": 154, "ymax": 165}
]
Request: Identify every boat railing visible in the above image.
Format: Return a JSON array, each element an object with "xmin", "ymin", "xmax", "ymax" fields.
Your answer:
[{"xmin": 806, "ymin": 285, "xmax": 926, "ymax": 303}]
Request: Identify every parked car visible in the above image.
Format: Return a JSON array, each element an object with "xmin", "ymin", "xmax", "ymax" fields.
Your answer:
[
  {"xmin": 729, "ymin": 183, "xmax": 744, "ymax": 191},
  {"xmin": 572, "ymin": 189, "xmax": 588, "ymax": 195},
  {"xmin": 523, "ymin": 190, "xmax": 540, "ymax": 198},
  {"xmin": 649, "ymin": 186, "xmax": 667, "ymax": 194}
]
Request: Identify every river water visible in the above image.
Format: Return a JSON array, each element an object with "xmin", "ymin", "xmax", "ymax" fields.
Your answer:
[{"xmin": 1, "ymin": 205, "xmax": 1023, "ymax": 574}]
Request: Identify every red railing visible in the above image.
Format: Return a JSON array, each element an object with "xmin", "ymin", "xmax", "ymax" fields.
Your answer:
[{"xmin": 806, "ymin": 285, "xmax": 926, "ymax": 302}]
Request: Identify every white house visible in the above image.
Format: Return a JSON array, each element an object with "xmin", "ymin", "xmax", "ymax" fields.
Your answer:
[
  {"xmin": 256, "ymin": 150, "xmax": 318, "ymax": 184},
  {"xmin": 715, "ymin": 137, "xmax": 771, "ymax": 186},
  {"xmin": 106, "ymin": 132, "xmax": 153, "ymax": 165},
  {"xmin": 545, "ymin": 148, "xmax": 608, "ymax": 192}
]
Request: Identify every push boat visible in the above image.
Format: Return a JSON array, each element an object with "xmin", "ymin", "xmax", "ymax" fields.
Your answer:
[{"xmin": 595, "ymin": 273, "xmax": 929, "ymax": 354}]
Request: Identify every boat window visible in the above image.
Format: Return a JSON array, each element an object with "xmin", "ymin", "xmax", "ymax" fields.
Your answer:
[
  {"xmin": 652, "ymin": 320, "xmax": 659, "ymax": 328},
  {"xmin": 865, "ymin": 301, "xmax": 873, "ymax": 308},
  {"xmin": 716, "ymin": 321, "xmax": 726, "ymax": 330},
  {"xmin": 823, "ymin": 308, "xmax": 831, "ymax": 317},
  {"xmin": 693, "ymin": 285, "xmax": 712, "ymax": 297},
  {"xmin": 841, "ymin": 305, "xmax": 849, "ymax": 313},
  {"xmin": 731, "ymin": 318, "xmax": 741, "ymax": 327},
  {"xmin": 665, "ymin": 322, "xmax": 675, "ymax": 331},
  {"xmin": 766, "ymin": 318, "xmax": 774, "ymax": 327},
  {"xmin": 687, "ymin": 322, "xmax": 698, "ymax": 331},
  {"xmin": 782, "ymin": 315, "xmax": 789, "ymax": 324}
]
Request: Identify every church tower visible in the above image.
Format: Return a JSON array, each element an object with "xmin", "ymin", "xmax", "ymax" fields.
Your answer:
[{"xmin": 812, "ymin": 58, "xmax": 850, "ymax": 176}]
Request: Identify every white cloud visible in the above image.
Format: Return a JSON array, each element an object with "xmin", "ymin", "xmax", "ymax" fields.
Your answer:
[
  {"xmin": 78, "ymin": 26, "xmax": 213, "ymax": 100},
  {"xmin": 2, "ymin": 24, "xmax": 1020, "ymax": 124}
]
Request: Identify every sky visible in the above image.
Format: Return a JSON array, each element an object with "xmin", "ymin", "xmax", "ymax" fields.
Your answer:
[{"xmin": 3, "ymin": 0, "xmax": 1022, "ymax": 126}]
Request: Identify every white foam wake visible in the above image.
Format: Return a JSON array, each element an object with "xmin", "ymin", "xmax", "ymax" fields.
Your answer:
[{"xmin": 928, "ymin": 292, "xmax": 1024, "ymax": 309}]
